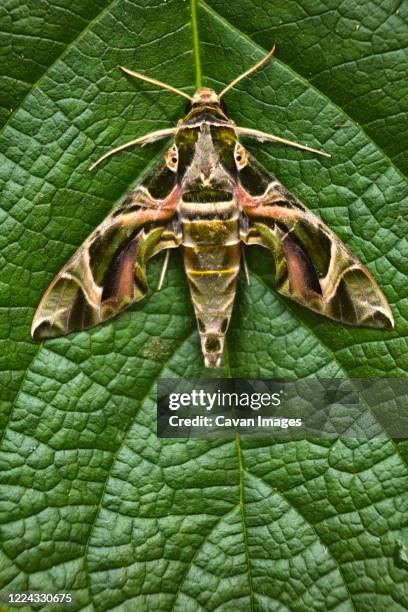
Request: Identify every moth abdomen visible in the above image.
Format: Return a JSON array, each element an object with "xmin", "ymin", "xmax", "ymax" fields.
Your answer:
[{"xmin": 180, "ymin": 197, "xmax": 240, "ymax": 367}]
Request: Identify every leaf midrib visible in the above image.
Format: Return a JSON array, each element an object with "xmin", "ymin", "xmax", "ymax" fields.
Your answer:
[{"xmin": 191, "ymin": 0, "xmax": 202, "ymax": 88}]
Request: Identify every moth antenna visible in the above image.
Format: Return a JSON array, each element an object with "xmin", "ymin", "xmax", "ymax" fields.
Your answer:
[
  {"xmin": 119, "ymin": 65, "xmax": 193, "ymax": 101},
  {"xmin": 89, "ymin": 128, "xmax": 177, "ymax": 171},
  {"xmin": 219, "ymin": 45, "xmax": 276, "ymax": 99},
  {"xmin": 236, "ymin": 127, "xmax": 331, "ymax": 158}
]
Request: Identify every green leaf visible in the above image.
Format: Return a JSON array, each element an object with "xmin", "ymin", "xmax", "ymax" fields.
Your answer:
[
  {"xmin": 1, "ymin": 0, "xmax": 407, "ymax": 610},
  {"xmin": 205, "ymin": 0, "xmax": 408, "ymax": 175},
  {"xmin": 0, "ymin": 0, "xmax": 113, "ymax": 128}
]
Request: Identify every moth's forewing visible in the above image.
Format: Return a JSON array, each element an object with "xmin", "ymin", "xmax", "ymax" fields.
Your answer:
[
  {"xmin": 32, "ymin": 160, "xmax": 181, "ymax": 340},
  {"xmin": 238, "ymin": 154, "xmax": 394, "ymax": 329}
]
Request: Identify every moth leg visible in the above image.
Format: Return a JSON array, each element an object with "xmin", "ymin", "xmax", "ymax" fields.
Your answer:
[
  {"xmin": 241, "ymin": 245, "xmax": 250, "ymax": 286},
  {"xmin": 89, "ymin": 128, "xmax": 177, "ymax": 171},
  {"xmin": 236, "ymin": 126, "xmax": 331, "ymax": 158},
  {"xmin": 157, "ymin": 250, "xmax": 170, "ymax": 290}
]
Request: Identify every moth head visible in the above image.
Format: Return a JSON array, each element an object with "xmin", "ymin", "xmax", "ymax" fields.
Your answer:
[
  {"xmin": 184, "ymin": 88, "xmax": 228, "ymax": 119},
  {"xmin": 191, "ymin": 88, "xmax": 220, "ymax": 106}
]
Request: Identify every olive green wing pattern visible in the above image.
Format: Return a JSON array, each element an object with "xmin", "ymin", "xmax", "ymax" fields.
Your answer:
[
  {"xmin": 32, "ymin": 172, "xmax": 181, "ymax": 340},
  {"xmin": 238, "ymin": 154, "xmax": 394, "ymax": 329}
]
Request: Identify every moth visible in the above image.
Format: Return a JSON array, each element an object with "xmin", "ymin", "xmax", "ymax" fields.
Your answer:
[{"xmin": 32, "ymin": 49, "xmax": 394, "ymax": 367}]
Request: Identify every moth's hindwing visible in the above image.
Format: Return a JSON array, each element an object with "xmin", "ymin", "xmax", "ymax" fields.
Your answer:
[
  {"xmin": 238, "ymin": 153, "xmax": 394, "ymax": 329},
  {"xmin": 32, "ymin": 159, "xmax": 181, "ymax": 340}
]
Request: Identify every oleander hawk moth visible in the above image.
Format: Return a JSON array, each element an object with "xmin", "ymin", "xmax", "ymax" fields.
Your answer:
[{"xmin": 32, "ymin": 49, "xmax": 394, "ymax": 367}]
